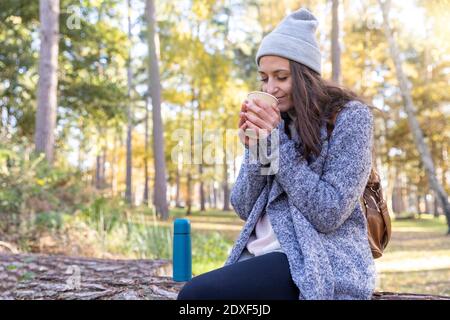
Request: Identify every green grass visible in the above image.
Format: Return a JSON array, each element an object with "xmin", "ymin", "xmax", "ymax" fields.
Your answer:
[{"xmin": 375, "ymin": 215, "xmax": 450, "ymax": 296}]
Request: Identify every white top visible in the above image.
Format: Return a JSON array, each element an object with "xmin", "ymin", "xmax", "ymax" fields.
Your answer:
[{"xmin": 245, "ymin": 109, "xmax": 298, "ymax": 257}]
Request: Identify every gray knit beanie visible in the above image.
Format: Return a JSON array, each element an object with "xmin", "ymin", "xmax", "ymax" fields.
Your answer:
[{"xmin": 255, "ymin": 8, "xmax": 322, "ymax": 75}]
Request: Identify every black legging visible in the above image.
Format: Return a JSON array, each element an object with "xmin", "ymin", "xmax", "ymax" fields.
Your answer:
[{"xmin": 177, "ymin": 252, "xmax": 300, "ymax": 300}]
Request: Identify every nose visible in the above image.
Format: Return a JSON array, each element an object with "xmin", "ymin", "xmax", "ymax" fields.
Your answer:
[{"xmin": 266, "ymin": 79, "xmax": 278, "ymax": 96}]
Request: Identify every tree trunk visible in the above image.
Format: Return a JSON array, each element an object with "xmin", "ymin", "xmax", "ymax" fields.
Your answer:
[
  {"xmin": 207, "ymin": 181, "xmax": 212, "ymax": 210},
  {"xmin": 379, "ymin": 0, "xmax": 450, "ymax": 233},
  {"xmin": 392, "ymin": 167, "xmax": 403, "ymax": 215},
  {"xmin": 416, "ymin": 194, "xmax": 422, "ymax": 217},
  {"xmin": 125, "ymin": 0, "xmax": 133, "ymax": 205},
  {"xmin": 371, "ymin": 292, "xmax": 450, "ymax": 300},
  {"xmin": 96, "ymin": 134, "xmax": 107, "ymax": 190},
  {"xmin": 199, "ymin": 164, "xmax": 205, "ymax": 211},
  {"xmin": 175, "ymin": 160, "xmax": 181, "ymax": 207},
  {"xmin": 0, "ymin": 253, "xmax": 181, "ymax": 300},
  {"xmin": 381, "ymin": 111, "xmax": 395, "ymax": 215},
  {"xmin": 111, "ymin": 130, "xmax": 119, "ymax": 196},
  {"xmin": 143, "ymin": 97, "xmax": 150, "ymax": 205},
  {"xmin": 101, "ymin": 146, "xmax": 107, "ymax": 188},
  {"xmin": 434, "ymin": 191, "xmax": 440, "ymax": 217},
  {"xmin": 185, "ymin": 87, "xmax": 196, "ymax": 216},
  {"xmin": 186, "ymin": 172, "xmax": 192, "ymax": 216},
  {"xmin": 146, "ymin": 0, "xmax": 169, "ymax": 220},
  {"xmin": 96, "ymin": 154, "xmax": 102, "ymax": 189},
  {"xmin": 442, "ymin": 143, "xmax": 448, "ymax": 189},
  {"xmin": 222, "ymin": 138, "xmax": 230, "ymax": 211},
  {"xmin": 213, "ymin": 183, "xmax": 218, "ymax": 209},
  {"xmin": 35, "ymin": 0, "xmax": 59, "ymax": 164},
  {"xmin": 331, "ymin": 0, "xmax": 341, "ymax": 84}
]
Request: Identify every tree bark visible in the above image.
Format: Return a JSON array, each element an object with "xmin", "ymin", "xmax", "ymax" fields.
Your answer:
[
  {"xmin": 111, "ymin": 130, "xmax": 119, "ymax": 196},
  {"xmin": 186, "ymin": 171, "xmax": 192, "ymax": 216},
  {"xmin": 371, "ymin": 292, "xmax": 450, "ymax": 300},
  {"xmin": 199, "ymin": 164, "xmax": 206, "ymax": 211},
  {"xmin": 185, "ymin": 87, "xmax": 196, "ymax": 216},
  {"xmin": 379, "ymin": 0, "xmax": 450, "ymax": 233},
  {"xmin": 95, "ymin": 154, "xmax": 102, "ymax": 189},
  {"xmin": 222, "ymin": 136, "xmax": 230, "ymax": 211},
  {"xmin": 35, "ymin": 0, "xmax": 59, "ymax": 164},
  {"xmin": 146, "ymin": 0, "xmax": 169, "ymax": 220},
  {"xmin": 0, "ymin": 253, "xmax": 182, "ymax": 300},
  {"xmin": 175, "ymin": 159, "xmax": 181, "ymax": 207},
  {"xmin": 434, "ymin": 191, "xmax": 440, "ymax": 217},
  {"xmin": 125, "ymin": 0, "xmax": 133, "ymax": 205},
  {"xmin": 143, "ymin": 97, "xmax": 150, "ymax": 205}
]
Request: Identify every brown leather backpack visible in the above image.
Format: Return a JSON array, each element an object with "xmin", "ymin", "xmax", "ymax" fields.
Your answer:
[{"xmin": 327, "ymin": 106, "xmax": 392, "ymax": 259}]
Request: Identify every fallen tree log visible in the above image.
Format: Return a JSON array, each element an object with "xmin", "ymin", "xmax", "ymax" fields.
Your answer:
[
  {"xmin": 0, "ymin": 253, "xmax": 183, "ymax": 300},
  {"xmin": 1, "ymin": 253, "xmax": 449, "ymax": 300}
]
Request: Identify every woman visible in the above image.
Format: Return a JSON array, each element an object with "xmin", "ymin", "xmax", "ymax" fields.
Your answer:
[{"xmin": 177, "ymin": 8, "xmax": 376, "ymax": 300}]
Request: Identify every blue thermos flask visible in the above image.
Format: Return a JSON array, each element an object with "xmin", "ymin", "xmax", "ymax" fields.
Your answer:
[{"xmin": 173, "ymin": 218, "xmax": 192, "ymax": 282}]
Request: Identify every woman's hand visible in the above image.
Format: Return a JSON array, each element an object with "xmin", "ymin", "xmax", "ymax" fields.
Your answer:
[
  {"xmin": 243, "ymin": 97, "xmax": 281, "ymax": 139},
  {"xmin": 238, "ymin": 100, "xmax": 258, "ymax": 148}
]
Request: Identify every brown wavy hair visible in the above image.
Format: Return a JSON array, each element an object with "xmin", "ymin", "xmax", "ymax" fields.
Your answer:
[{"xmin": 287, "ymin": 60, "xmax": 370, "ymax": 160}]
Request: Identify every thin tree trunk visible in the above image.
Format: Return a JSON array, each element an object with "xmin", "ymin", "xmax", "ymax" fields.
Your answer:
[
  {"xmin": 146, "ymin": 0, "xmax": 168, "ymax": 220},
  {"xmin": 380, "ymin": 107, "xmax": 395, "ymax": 215},
  {"xmin": 186, "ymin": 172, "xmax": 192, "ymax": 216},
  {"xmin": 111, "ymin": 130, "xmax": 118, "ymax": 196},
  {"xmin": 222, "ymin": 134, "xmax": 230, "ymax": 211},
  {"xmin": 101, "ymin": 144, "xmax": 107, "ymax": 188},
  {"xmin": 175, "ymin": 132, "xmax": 182, "ymax": 208},
  {"xmin": 208, "ymin": 183, "xmax": 212, "ymax": 209},
  {"xmin": 96, "ymin": 154, "xmax": 102, "ymax": 189},
  {"xmin": 35, "ymin": 0, "xmax": 59, "ymax": 164},
  {"xmin": 196, "ymin": 86, "xmax": 205, "ymax": 212},
  {"xmin": 95, "ymin": 129, "xmax": 107, "ymax": 190},
  {"xmin": 185, "ymin": 86, "xmax": 197, "ymax": 216},
  {"xmin": 199, "ymin": 164, "xmax": 205, "ymax": 211},
  {"xmin": 416, "ymin": 194, "xmax": 422, "ymax": 217},
  {"xmin": 379, "ymin": 0, "xmax": 450, "ymax": 233},
  {"xmin": 213, "ymin": 182, "xmax": 217, "ymax": 209},
  {"xmin": 442, "ymin": 143, "xmax": 448, "ymax": 188},
  {"xmin": 331, "ymin": 0, "xmax": 341, "ymax": 84},
  {"xmin": 392, "ymin": 166, "xmax": 404, "ymax": 215},
  {"xmin": 434, "ymin": 192, "xmax": 440, "ymax": 217},
  {"xmin": 125, "ymin": 0, "xmax": 133, "ymax": 204},
  {"xmin": 175, "ymin": 162, "xmax": 181, "ymax": 207},
  {"xmin": 143, "ymin": 97, "xmax": 150, "ymax": 205}
]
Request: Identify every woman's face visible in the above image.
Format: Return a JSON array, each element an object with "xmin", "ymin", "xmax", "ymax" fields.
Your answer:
[{"xmin": 258, "ymin": 55, "xmax": 294, "ymax": 113}]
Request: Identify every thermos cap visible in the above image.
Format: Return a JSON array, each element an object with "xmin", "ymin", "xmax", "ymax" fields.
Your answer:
[{"xmin": 174, "ymin": 218, "xmax": 191, "ymax": 234}]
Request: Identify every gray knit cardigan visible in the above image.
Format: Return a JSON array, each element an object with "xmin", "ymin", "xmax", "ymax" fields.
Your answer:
[{"xmin": 225, "ymin": 100, "xmax": 376, "ymax": 300}]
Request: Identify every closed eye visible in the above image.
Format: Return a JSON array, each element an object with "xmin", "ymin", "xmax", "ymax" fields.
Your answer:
[{"xmin": 258, "ymin": 77, "xmax": 287, "ymax": 82}]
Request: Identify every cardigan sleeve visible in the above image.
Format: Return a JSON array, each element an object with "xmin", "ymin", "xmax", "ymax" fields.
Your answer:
[
  {"xmin": 230, "ymin": 146, "xmax": 268, "ymax": 221},
  {"xmin": 272, "ymin": 104, "xmax": 374, "ymax": 234}
]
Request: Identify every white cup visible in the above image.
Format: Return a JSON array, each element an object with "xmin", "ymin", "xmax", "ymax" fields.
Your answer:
[{"xmin": 247, "ymin": 91, "xmax": 279, "ymax": 108}]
